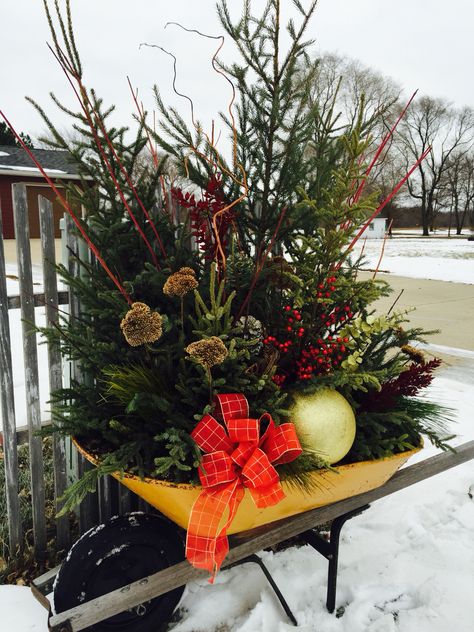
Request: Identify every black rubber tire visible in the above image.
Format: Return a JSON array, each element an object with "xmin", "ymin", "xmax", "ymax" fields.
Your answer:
[{"xmin": 53, "ymin": 512, "xmax": 185, "ymax": 632}]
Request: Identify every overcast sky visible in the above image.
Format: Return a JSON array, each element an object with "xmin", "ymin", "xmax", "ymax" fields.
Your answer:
[{"xmin": 1, "ymin": 0, "xmax": 472, "ymax": 144}]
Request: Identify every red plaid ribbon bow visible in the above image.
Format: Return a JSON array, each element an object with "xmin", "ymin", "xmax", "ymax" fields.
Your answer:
[{"xmin": 186, "ymin": 393, "xmax": 302, "ymax": 579}]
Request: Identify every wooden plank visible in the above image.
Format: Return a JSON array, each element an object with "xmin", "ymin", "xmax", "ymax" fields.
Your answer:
[
  {"xmin": 14, "ymin": 420, "xmax": 52, "ymax": 445},
  {"xmin": 49, "ymin": 441, "xmax": 474, "ymax": 631},
  {"xmin": 98, "ymin": 476, "xmax": 113, "ymax": 523},
  {"xmin": 7, "ymin": 291, "xmax": 69, "ymax": 310},
  {"xmin": 118, "ymin": 482, "xmax": 133, "ymax": 515},
  {"xmin": 64, "ymin": 214, "xmax": 98, "ymax": 533},
  {"xmin": 32, "ymin": 563, "xmax": 61, "ymax": 594},
  {"xmin": 0, "ymin": 204, "xmax": 22, "ymax": 554},
  {"xmin": 39, "ymin": 195, "xmax": 70, "ymax": 551},
  {"xmin": 12, "ymin": 183, "xmax": 47, "ymax": 558}
]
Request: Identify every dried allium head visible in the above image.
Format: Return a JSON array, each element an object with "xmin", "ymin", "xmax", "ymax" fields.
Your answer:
[
  {"xmin": 185, "ymin": 337, "xmax": 228, "ymax": 369},
  {"xmin": 120, "ymin": 302, "xmax": 163, "ymax": 347},
  {"xmin": 401, "ymin": 344, "xmax": 426, "ymax": 365},
  {"xmin": 163, "ymin": 270, "xmax": 198, "ymax": 297},
  {"xmin": 177, "ymin": 266, "xmax": 196, "ymax": 278}
]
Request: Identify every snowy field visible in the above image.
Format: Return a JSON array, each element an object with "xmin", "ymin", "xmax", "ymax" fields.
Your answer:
[
  {"xmin": 1, "ymin": 346, "xmax": 473, "ymax": 631},
  {"xmin": 352, "ymin": 237, "xmax": 474, "ymax": 284}
]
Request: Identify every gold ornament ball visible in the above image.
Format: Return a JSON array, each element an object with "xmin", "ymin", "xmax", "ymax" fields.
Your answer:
[{"xmin": 289, "ymin": 389, "xmax": 356, "ymax": 464}]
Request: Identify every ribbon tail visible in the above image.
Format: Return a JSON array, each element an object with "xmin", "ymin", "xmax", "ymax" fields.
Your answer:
[
  {"xmin": 186, "ymin": 479, "xmax": 242, "ymax": 581},
  {"xmin": 211, "ymin": 484, "xmax": 245, "ymax": 581}
]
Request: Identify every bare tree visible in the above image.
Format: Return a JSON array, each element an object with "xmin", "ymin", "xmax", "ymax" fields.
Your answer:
[
  {"xmin": 310, "ymin": 53, "xmax": 401, "ymax": 138},
  {"xmin": 459, "ymin": 153, "xmax": 474, "ymax": 232},
  {"xmin": 398, "ymin": 96, "xmax": 474, "ymax": 236}
]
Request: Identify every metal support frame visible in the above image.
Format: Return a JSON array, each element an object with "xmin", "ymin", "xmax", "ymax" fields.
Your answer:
[
  {"xmin": 300, "ymin": 504, "xmax": 371, "ymax": 613},
  {"xmin": 230, "ymin": 554, "xmax": 298, "ymax": 626}
]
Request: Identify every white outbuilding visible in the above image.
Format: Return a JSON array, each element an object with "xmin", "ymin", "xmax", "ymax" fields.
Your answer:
[{"xmin": 365, "ymin": 217, "xmax": 388, "ymax": 238}]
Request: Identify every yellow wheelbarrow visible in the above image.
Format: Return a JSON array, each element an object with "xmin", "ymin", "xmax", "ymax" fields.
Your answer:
[{"xmin": 42, "ymin": 441, "xmax": 423, "ymax": 632}]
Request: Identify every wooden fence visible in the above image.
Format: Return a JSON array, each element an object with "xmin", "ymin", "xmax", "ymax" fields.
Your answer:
[{"xmin": 0, "ymin": 183, "xmax": 141, "ymax": 561}]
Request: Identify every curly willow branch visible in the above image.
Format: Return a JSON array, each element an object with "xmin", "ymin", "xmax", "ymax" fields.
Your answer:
[{"xmin": 141, "ymin": 26, "xmax": 249, "ymax": 272}]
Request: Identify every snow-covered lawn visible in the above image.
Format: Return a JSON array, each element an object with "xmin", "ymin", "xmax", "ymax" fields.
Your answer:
[
  {"xmin": 353, "ymin": 237, "xmax": 474, "ymax": 284},
  {"xmin": 1, "ymin": 346, "xmax": 473, "ymax": 632}
]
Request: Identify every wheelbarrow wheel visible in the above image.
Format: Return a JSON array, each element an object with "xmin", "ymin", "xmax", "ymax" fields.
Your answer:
[{"xmin": 53, "ymin": 512, "xmax": 185, "ymax": 631}]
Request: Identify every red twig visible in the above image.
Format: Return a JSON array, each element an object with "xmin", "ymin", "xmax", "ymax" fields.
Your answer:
[
  {"xmin": 339, "ymin": 146, "xmax": 432, "ymax": 267},
  {"xmin": 0, "ymin": 110, "xmax": 132, "ymax": 304},
  {"xmin": 127, "ymin": 76, "xmax": 159, "ymax": 168},
  {"xmin": 352, "ymin": 90, "xmax": 418, "ymax": 205},
  {"xmin": 48, "ymin": 44, "xmax": 165, "ymax": 268},
  {"xmin": 372, "ymin": 218, "xmax": 393, "ymax": 279}
]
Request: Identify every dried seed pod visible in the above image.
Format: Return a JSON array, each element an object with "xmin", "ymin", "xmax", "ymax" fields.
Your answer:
[
  {"xmin": 120, "ymin": 302, "xmax": 163, "ymax": 347},
  {"xmin": 185, "ymin": 337, "xmax": 228, "ymax": 368},
  {"xmin": 163, "ymin": 268, "xmax": 198, "ymax": 298}
]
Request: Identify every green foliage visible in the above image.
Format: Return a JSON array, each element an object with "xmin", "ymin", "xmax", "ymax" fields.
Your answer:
[
  {"xmin": 0, "ymin": 121, "xmax": 34, "ymax": 148},
  {"xmin": 348, "ymin": 398, "xmax": 455, "ymax": 462},
  {"xmin": 30, "ymin": 0, "xmax": 452, "ymax": 513}
]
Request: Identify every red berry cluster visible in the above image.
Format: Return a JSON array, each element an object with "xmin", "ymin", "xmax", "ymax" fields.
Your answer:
[
  {"xmin": 262, "ymin": 305, "xmax": 304, "ymax": 354},
  {"xmin": 320, "ymin": 304, "xmax": 354, "ymax": 328},
  {"xmin": 315, "ymin": 276, "xmax": 353, "ymax": 327},
  {"xmin": 296, "ymin": 336, "xmax": 349, "ymax": 380},
  {"xmin": 316, "ymin": 275, "xmax": 337, "ymax": 300}
]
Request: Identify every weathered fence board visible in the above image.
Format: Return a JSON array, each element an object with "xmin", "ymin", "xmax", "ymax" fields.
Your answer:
[
  {"xmin": 7, "ymin": 290, "xmax": 69, "ymax": 310},
  {"xmin": 39, "ymin": 195, "xmax": 70, "ymax": 551},
  {"xmin": 48, "ymin": 440, "xmax": 474, "ymax": 631},
  {"xmin": 64, "ymin": 214, "xmax": 99, "ymax": 532},
  {"xmin": 0, "ymin": 204, "xmax": 22, "ymax": 554},
  {"xmin": 12, "ymin": 183, "xmax": 47, "ymax": 558}
]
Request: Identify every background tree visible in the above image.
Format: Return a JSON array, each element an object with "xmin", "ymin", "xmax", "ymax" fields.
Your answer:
[
  {"xmin": 442, "ymin": 151, "xmax": 474, "ymax": 234},
  {"xmin": 310, "ymin": 53, "xmax": 401, "ymax": 137},
  {"xmin": 0, "ymin": 121, "xmax": 34, "ymax": 148},
  {"xmin": 398, "ymin": 96, "xmax": 474, "ymax": 236}
]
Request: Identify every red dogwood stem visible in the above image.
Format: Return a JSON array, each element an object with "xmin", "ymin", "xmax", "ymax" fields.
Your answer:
[
  {"xmin": 339, "ymin": 146, "xmax": 432, "ymax": 266},
  {"xmin": 48, "ymin": 44, "xmax": 163, "ymax": 269},
  {"xmin": 0, "ymin": 110, "xmax": 132, "ymax": 304}
]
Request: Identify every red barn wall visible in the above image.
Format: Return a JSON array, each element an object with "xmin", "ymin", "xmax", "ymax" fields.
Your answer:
[{"xmin": 0, "ymin": 175, "xmax": 66, "ymax": 239}]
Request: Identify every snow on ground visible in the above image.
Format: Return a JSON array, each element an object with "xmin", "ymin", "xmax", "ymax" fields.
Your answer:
[
  {"xmin": 352, "ymin": 237, "xmax": 474, "ymax": 284},
  {"xmin": 0, "ymin": 586, "xmax": 49, "ymax": 631},
  {"xmin": 1, "ymin": 346, "xmax": 472, "ymax": 632},
  {"xmin": 4, "ymin": 261, "xmax": 44, "ymax": 296},
  {"xmin": 0, "ymin": 307, "xmax": 52, "ymax": 430}
]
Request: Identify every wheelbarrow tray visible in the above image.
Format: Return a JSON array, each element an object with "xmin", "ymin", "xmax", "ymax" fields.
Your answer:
[{"xmin": 75, "ymin": 440, "xmax": 421, "ymax": 534}]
